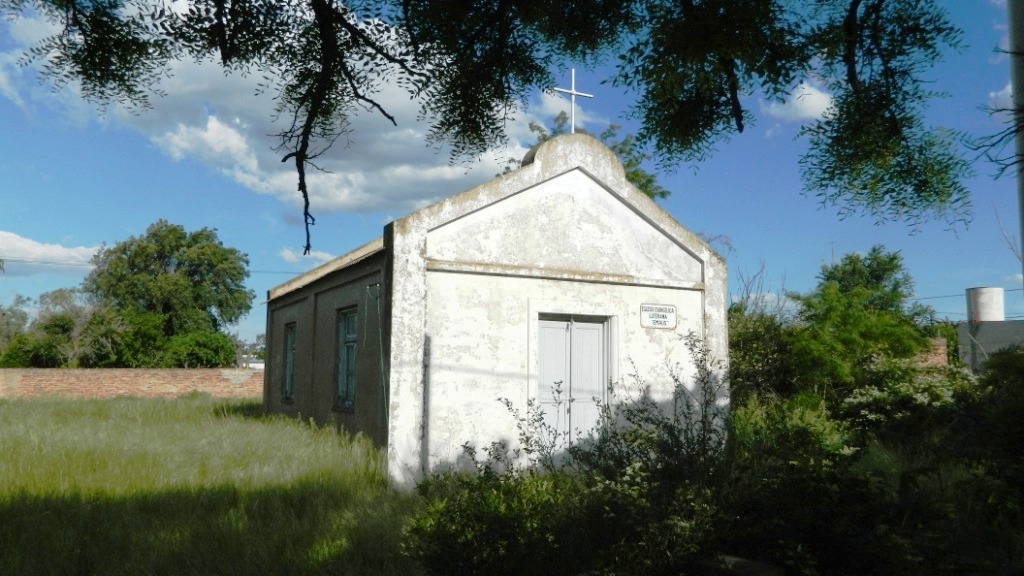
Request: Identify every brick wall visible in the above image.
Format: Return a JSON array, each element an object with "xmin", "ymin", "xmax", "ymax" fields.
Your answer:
[
  {"xmin": 917, "ymin": 337, "xmax": 950, "ymax": 368},
  {"xmin": 0, "ymin": 368, "xmax": 263, "ymax": 399}
]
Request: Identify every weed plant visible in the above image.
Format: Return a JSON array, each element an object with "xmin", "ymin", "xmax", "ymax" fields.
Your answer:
[
  {"xmin": 405, "ymin": 334, "xmax": 728, "ymax": 576},
  {"xmin": 405, "ymin": 336, "xmax": 1024, "ymax": 576},
  {"xmin": 0, "ymin": 394, "xmax": 422, "ymax": 576}
]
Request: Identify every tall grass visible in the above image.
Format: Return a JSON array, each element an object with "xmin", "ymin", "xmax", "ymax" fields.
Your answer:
[{"xmin": 0, "ymin": 394, "xmax": 422, "ymax": 576}]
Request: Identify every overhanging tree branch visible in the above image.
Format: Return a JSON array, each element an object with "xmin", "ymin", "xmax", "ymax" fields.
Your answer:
[{"xmin": 5, "ymin": 0, "xmax": 977, "ymax": 246}]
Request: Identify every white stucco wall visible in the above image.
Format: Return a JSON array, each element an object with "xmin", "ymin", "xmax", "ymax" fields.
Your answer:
[
  {"xmin": 420, "ymin": 168, "xmax": 710, "ymax": 468},
  {"xmin": 426, "ymin": 171, "xmax": 704, "ymax": 286},
  {"xmin": 423, "ymin": 271, "xmax": 705, "ymax": 468}
]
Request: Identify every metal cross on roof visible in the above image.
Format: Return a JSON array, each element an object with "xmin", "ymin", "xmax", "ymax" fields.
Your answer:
[{"xmin": 553, "ymin": 69, "xmax": 593, "ymax": 134}]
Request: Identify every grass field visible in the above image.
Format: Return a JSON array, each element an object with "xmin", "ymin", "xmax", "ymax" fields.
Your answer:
[{"xmin": 0, "ymin": 394, "xmax": 423, "ymax": 576}]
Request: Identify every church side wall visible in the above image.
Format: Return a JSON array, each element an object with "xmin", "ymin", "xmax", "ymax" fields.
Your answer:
[
  {"xmin": 422, "ymin": 270, "xmax": 707, "ymax": 471},
  {"xmin": 264, "ymin": 252, "xmax": 388, "ymax": 447}
]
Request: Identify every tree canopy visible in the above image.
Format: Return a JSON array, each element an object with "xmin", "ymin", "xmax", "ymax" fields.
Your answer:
[
  {"xmin": 84, "ymin": 220, "xmax": 255, "ymax": 337},
  {"xmin": 1, "ymin": 222, "xmax": 253, "ymax": 368},
  {"xmin": 0, "ymin": 295, "xmax": 30, "ymax": 351},
  {"xmin": 4, "ymin": 0, "xmax": 972, "ymax": 249},
  {"xmin": 729, "ymin": 245, "xmax": 937, "ymax": 402}
]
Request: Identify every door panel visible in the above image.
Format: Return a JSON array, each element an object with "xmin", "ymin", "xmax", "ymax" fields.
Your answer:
[
  {"xmin": 539, "ymin": 319, "xmax": 570, "ymax": 435},
  {"xmin": 569, "ymin": 320, "xmax": 604, "ymax": 442},
  {"xmin": 538, "ymin": 317, "xmax": 606, "ymax": 444}
]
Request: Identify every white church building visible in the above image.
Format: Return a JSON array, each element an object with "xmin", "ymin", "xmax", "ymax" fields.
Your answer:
[{"xmin": 263, "ymin": 133, "xmax": 728, "ymax": 487}]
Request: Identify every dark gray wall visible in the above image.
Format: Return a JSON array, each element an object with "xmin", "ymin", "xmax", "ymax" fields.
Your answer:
[{"xmin": 265, "ymin": 251, "xmax": 389, "ymax": 446}]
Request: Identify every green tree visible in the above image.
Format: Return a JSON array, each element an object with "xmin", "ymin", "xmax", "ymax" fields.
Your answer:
[
  {"xmin": 0, "ymin": 292, "xmax": 89, "ymax": 367},
  {"xmin": 728, "ymin": 247, "xmax": 936, "ymax": 403},
  {"xmin": 165, "ymin": 331, "xmax": 237, "ymax": 369},
  {"xmin": 817, "ymin": 246, "xmax": 933, "ymax": 323},
  {"xmin": 81, "ymin": 220, "xmax": 254, "ymax": 368},
  {"xmin": 728, "ymin": 302, "xmax": 797, "ymax": 401},
  {"xmin": 252, "ymin": 333, "xmax": 266, "ymax": 360},
  {"xmin": 5, "ymin": 0, "xmax": 971, "ymax": 250},
  {"xmin": 231, "ymin": 332, "xmax": 267, "ymax": 364},
  {"xmin": 788, "ymin": 246, "xmax": 933, "ymax": 401},
  {"xmin": 83, "ymin": 308, "xmax": 169, "ymax": 368},
  {"xmin": 0, "ymin": 314, "xmax": 71, "ymax": 368},
  {"xmin": 84, "ymin": 220, "xmax": 254, "ymax": 337},
  {"xmin": 0, "ymin": 295, "xmax": 30, "ymax": 352},
  {"xmin": 34, "ymin": 288, "xmax": 95, "ymax": 367}
]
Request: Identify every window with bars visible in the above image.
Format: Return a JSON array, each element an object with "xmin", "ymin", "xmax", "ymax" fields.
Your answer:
[
  {"xmin": 335, "ymin": 308, "xmax": 358, "ymax": 411},
  {"xmin": 283, "ymin": 322, "xmax": 296, "ymax": 402}
]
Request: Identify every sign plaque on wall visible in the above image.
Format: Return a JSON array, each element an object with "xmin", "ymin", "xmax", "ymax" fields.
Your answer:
[{"xmin": 640, "ymin": 304, "xmax": 677, "ymax": 329}]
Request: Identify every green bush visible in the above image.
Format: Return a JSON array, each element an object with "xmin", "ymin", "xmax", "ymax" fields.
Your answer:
[
  {"xmin": 405, "ymin": 335, "xmax": 725, "ymax": 576},
  {"xmin": 164, "ymin": 330, "xmax": 237, "ymax": 367},
  {"xmin": 727, "ymin": 303, "xmax": 797, "ymax": 401},
  {"xmin": 405, "ymin": 470, "xmax": 584, "ymax": 576},
  {"xmin": 720, "ymin": 394, "xmax": 922, "ymax": 575},
  {"xmin": 409, "ymin": 336, "xmax": 1020, "ymax": 575},
  {"xmin": 0, "ymin": 332, "xmax": 63, "ymax": 367},
  {"xmin": 839, "ymin": 359, "xmax": 975, "ymax": 435}
]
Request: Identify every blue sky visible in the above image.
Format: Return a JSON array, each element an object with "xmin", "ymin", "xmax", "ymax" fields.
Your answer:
[{"xmin": 1, "ymin": 0, "xmax": 1021, "ymax": 343}]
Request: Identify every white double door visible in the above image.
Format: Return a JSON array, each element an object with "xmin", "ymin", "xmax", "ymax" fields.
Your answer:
[{"xmin": 538, "ymin": 316, "xmax": 607, "ymax": 444}]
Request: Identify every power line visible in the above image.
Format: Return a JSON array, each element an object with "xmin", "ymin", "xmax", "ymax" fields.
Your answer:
[
  {"xmin": 0, "ymin": 257, "xmax": 93, "ymax": 268},
  {"xmin": 910, "ymin": 287, "xmax": 1024, "ymax": 301},
  {"xmin": 1, "ymin": 256, "xmax": 298, "ymax": 275}
]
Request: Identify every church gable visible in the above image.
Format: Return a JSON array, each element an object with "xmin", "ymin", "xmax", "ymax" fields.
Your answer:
[{"xmin": 425, "ymin": 167, "xmax": 703, "ymax": 286}]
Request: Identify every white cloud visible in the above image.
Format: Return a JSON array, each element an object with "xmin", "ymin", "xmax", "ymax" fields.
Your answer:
[
  {"xmin": 990, "ymin": 81, "xmax": 1013, "ymax": 111},
  {"xmin": 764, "ymin": 82, "xmax": 833, "ymax": 122},
  {"xmin": 537, "ymin": 89, "xmax": 605, "ymax": 130},
  {"xmin": 0, "ymin": 231, "xmax": 98, "ymax": 276},
  {"xmin": 0, "ymin": 53, "xmax": 26, "ymax": 109},
  {"xmin": 1, "ymin": 15, "xmax": 97, "ymax": 124},
  {"xmin": 0, "ymin": 14, "xmax": 582, "ymax": 218},
  {"xmin": 156, "ymin": 115, "xmax": 258, "ymax": 165},
  {"xmin": 279, "ymin": 247, "xmax": 335, "ymax": 267},
  {"xmin": 1003, "ymin": 273, "xmax": 1024, "ymax": 286},
  {"xmin": 128, "ymin": 56, "xmax": 541, "ymax": 215}
]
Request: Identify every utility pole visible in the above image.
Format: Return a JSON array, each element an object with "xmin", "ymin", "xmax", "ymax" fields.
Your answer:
[{"xmin": 1010, "ymin": 0, "xmax": 1024, "ymax": 283}]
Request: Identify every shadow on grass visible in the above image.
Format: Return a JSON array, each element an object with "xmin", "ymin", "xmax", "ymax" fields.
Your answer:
[
  {"xmin": 212, "ymin": 398, "xmax": 269, "ymax": 421},
  {"xmin": 0, "ymin": 480, "xmax": 423, "ymax": 576}
]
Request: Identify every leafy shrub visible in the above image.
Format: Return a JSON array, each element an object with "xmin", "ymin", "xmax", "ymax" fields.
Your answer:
[
  {"xmin": 728, "ymin": 303, "xmax": 797, "ymax": 401},
  {"xmin": 163, "ymin": 331, "xmax": 237, "ymax": 367},
  {"xmin": 405, "ymin": 469, "xmax": 584, "ymax": 576},
  {"xmin": 407, "ymin": 332, "xmax": 1024, "ymax": 576},
  {"xmin": 404, "ymin": 334, "xmax": 726, "ymax": 576},
  {"xmin": 0, "ymin": 333, "xmax": 37, "ymax": 367},
  {"xmin": 839, "ymin": 359, "xmax": 975, "ymax": 433},
  {"xmin": 718, "ymin": 394, "xmax": 892, "ymax": 575},
  {"xmin": 0, "ymin": 332, "xmax": 63, "ymax": 368}
]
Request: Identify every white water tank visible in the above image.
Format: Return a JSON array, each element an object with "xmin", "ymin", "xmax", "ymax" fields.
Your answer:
[{"xmin": 966, "ymin": 287, "xmax": 1005, "ymax": 323}]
